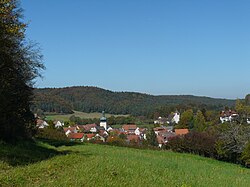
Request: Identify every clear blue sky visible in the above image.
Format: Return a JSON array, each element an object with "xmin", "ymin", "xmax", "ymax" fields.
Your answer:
[{"xmin": 21, "ymin": 0, "xmax": 250, "ymax": 99}]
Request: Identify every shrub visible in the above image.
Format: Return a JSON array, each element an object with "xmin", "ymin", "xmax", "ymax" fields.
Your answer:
[
  {"xmin": 35, "ymin": 128, "xmax": 68, "ymax": 141},
  {"xmin": 241, "ymin": 142, "xmax": 250, "ymax": 167},
  {"xmin": 106, "ymin": 136, "xmax": 125, "ymax": 146},
  {"xmin": 167, "ymin": 132, "xmax": 217, "ymax": 158}
]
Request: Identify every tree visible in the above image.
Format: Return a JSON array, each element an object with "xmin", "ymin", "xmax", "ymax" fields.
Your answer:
[
  {"xmin": 146, "ymin": 128, "xmax": 158, "ymax": 146},
  {"xmin": 176, "ymin": 109, "xmax": 194, "ymax": 129},
  {"xmin": 0, "ymin": 0, "xmax": 44, "ymax": 142},
  {"xmin": 218, "ymin": 123, "xmax": 250, "ymax": 163},
  {"xmin": 193, "ymin": 110, "xmax": 206, "ymax": 132},
  {"xmin": 235, "ymin": 98, "xmax": 250, "ymax": 124}
]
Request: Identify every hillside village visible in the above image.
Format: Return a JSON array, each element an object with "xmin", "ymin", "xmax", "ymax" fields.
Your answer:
[
  {"xmin": 36, "ymin": 111, "xmax": 187, "ymax": 147},
  {"xmin": 36, "ymin": 109, "xmax": 250, "ymax": 148}
]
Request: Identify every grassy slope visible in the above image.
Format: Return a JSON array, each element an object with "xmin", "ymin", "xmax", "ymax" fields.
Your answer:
[
  {"xmin": 1, "ymin": 142, "xmax": 250, "ymax": 187},
  {"xmin": 45, "ymin": 110, "xmax": 129, "ymax": 121}
]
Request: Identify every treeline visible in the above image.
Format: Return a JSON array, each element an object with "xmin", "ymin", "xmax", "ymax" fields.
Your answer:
[{"xmin": 31, "ymin": 86, "xmax": 235, "ymax": 117}]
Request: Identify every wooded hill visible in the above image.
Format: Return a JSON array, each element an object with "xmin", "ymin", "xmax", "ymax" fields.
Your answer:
[{"xmin": 31, "ymin": 86, "xmax": 235, "ymax": 116}]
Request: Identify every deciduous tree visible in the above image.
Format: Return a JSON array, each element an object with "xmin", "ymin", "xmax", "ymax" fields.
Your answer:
[{"xmin": 0, "ymin": 0, "xmax": 44, "ymax": 142}]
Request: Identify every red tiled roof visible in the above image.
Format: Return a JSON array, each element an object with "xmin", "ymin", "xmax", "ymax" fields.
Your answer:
[
  {"xmin": 122, "ymin": 124, "xmax": 137, "ymax": 131},
  {"xmin": 85, "ymin": 134, "xmax": 95, "ymax": 139},
  {"xmin": 68, "ymin": 133, "xmax": 84, "ymax": 139},
  {"xmin": 63, "ymin": 127, "xmax": 77, "ymax": 133},
  {"xmin": 220, "ymin": 110, "xmax": 238, "ymax": 117},
  {"xmin": 153, "ymin": 127, "xmax": 168, "ymax": 133},
  {"xmin": 175, "ymin": 129, "xmax": 189, "ymax": 136},
  {"xmin": 80, "ymin": 124, "xmax": 97, "ymax": 131},
  {"xmin": 127, "ymin": 135, "xmax": 140, "ymax": 142}
]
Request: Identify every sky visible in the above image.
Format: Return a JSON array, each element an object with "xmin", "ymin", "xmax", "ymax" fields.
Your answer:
[{"xmin": 21, "ymin": 0, "xmax": 250, "ymax": 99}]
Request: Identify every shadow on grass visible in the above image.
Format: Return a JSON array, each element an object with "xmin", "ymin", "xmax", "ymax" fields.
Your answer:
[
  {"xmin": 0, "ymin": 140, "xmax": 83, "ymax": 167},
  {"xmin": 37, "ymin": 138, "xmax": 82, "ymax": 147}
]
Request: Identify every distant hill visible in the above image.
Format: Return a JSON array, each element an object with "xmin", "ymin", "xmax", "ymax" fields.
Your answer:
[{"xmin": 31, "ymin": 86, "xmax": 235, "ymax": 116}]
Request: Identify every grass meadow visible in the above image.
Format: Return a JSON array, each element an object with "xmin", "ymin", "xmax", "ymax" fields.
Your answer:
[{"xmin": 1, "ymin": 141, "xmax": 250, "ymax": 187}]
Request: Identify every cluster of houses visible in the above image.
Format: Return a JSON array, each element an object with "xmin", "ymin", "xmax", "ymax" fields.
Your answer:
[
  {"xmin": 36, "ymin": 111, "xmax": 189, "ymax": 148},
  {"xmin": 154, "ymin": 112, "xmax": 180, "ymax": 125},
  {"xmin": 220, "ymin": 110, "xmax": 250, "ymax": 124},
  {"xmin": 36, "ymin": 109, "xmax": 250, "ymax": 148}
]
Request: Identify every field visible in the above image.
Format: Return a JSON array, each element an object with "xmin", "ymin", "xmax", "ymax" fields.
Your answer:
[
  {"xmin": 1, "ymin": 141, "xmax": 250, "ymax": 187},
  {"xmin": 45, "ymin": 110, "xmax": 129, "ymax": 121}
]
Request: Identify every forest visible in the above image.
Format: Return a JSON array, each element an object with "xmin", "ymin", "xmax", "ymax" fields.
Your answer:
[{"xmin": 31, "ymin": 86, "xmax": 235, "ymax": 117}]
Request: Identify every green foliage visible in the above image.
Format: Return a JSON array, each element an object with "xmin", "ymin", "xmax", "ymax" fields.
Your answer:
[
  {"xmin": 176, "ymin": 109, "xmax": 194, "ymax": 129},
  {"xmin": 31, "ymin": 86, "xmax": 235, "ymax": 116},
  {"xmin": 147, "ymin": 128, "xmax": 158, "ymax": 146},
  {"xmin": 0, "ymin": 0, "xmax": 44, "ymax": 142},
  {"xmin": 241, "ymin": 142, "xmax": 250, "ymax": 167},
  {"xmin": 35, "ymin": 128, "xmax": 68, "ymax": 142},
  {"xmin": 193, "ymin": 110, "xmax": 206, "ymax": 132},
  {"xmin": 167, "ymin": 132, "xmax": 217, "ymax": 158},
  {"xmin": 216, "ymin": 123, "xmax": 250, "ymax": 163},
  {"xmin": 106, "ymin": 136, "xmax": 125, "ymax": 146}
]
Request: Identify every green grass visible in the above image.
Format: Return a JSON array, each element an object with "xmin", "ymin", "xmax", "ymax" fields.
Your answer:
[
  {"xmin": 45, "ymin": 110, "xmax": 129, "ymax": 121},
  {"xmin": 1, "ymin": 142, "xmax": 250, "ymax": 187}
]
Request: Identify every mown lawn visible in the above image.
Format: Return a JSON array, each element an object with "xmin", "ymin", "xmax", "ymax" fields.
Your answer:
[{"xmin": 1, "ymin": 142, "xmax": 250, "ymax": 187}]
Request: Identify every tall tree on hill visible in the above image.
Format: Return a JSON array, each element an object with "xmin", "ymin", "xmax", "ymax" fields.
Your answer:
[
  {"xmin": 0, "ymin": 0, "xmax": 44, "ymax": 142},
  {"xmin": 193, "ymin": 110, "xmax": 206, "ymax": 132}
]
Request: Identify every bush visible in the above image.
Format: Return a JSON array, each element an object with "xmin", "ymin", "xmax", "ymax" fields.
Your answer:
[
  {"xmin": 106, "ymin": 136, "xmax": 125, "ymax": 146},
  {"xmin": 241, "ymin": 142, "xmax": 250, "ymax": 167},
  {"xmin": 166, "ymin": 132, "xmax": 217, "ymax": 158},
  {"xmin": 35, "ymin": 128, "xmax": 68, "ymax": 141}
]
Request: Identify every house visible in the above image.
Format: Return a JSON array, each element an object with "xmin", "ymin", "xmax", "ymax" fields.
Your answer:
[
  {"xmin": 55, "ymin": 121, "xmax": 64, "ymax": 128},
  {"xmin": 95, "ymin": 134, "xmax": 106, "ymax": 142},
  {"xmin": 107, "ymin": 126, "xmax": 113, "ymax": 132},
  {"xmin": 63, "ymin": 126, "xmax": 78, "ymax": 136},
  {"xmin": 122, "ymin": 124, "xmax": 137, "ymax": 134},
  {"xmin": 167, "ymin": 112, "xmax": 180, "ymax": 124},
  {"xmin": 36, "ymin": 119, "xmax": 49, "ymax": 129},
  {"xmin": 154, "ymin": 117, "xmax": 168, "ymax": 125},
  {"xmin": 157, "ymin": 131, "xmax": 176, "ymax": 148},
  {"xmin": 84, "ymin": 133, "xmax": 96, "ymax": 141},
  {"xmin": 157, "ymin": 135, "xmax": 165, "ymax": 148},
  {"xmin": 158, "ymin": 131, "xmax": 176, "ymax": 142},
  {"xmin": 77, "ymin": 124, "xmax": 97, "ymax": 133},
  {"xmin": 171, "ymin": 112, "xmax": 180, "ymax": 124},
  {"xmin": 68, "ymin": 133, "xmax": 84, "ymax": 142},
  {"xmin": 220, "ymin": 110, "xmax": 239, "ymax": 123},
  {"xmin": 126, "ymin": 135, "xmax": 140, "ymax": 144},
  {"xmin": 175, "ymin": 128, "xmax": 189, "ymax": 136},
  {"xmin": 153, "ymin": 126, "xmax": 168, "ymax": 135},
  {"xmin": 134, "ymin": 127, "xmax": 141, "ymax": 135}
]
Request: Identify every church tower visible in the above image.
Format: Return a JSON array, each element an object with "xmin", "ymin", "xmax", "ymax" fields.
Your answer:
[{"xmin": 100, "ymin": 111, "xmax": 107, "ymax": 130}]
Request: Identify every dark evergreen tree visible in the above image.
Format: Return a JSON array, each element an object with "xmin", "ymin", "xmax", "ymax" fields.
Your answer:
[
  {"xmin": 0, "ymin": 0, "xmax": 44, "ymax": 142},
  {"xmin": 147, "ymin": 128, "xmax": 158, "ymax": 146}
]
